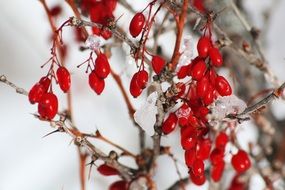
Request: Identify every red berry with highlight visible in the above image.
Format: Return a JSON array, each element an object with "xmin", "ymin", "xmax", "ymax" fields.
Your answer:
[
  {"xmin": 95, "ymin": 53, "xmax": 110, "ymax": 79},
  {"xmin": 97, "ymin": 164, "xmax": 118, "ymax": 176},
  {"xmin": 130, "ymin": 73, "xmax": 142, "ymax": 98},
  {"xmin": 209, "ymin": 47, "xmax": 223, "ymax": 67},
  {"xmin": 129, "ymin": 13, "xmax": 145, "ymax": 38},
  {"xmin": 192, "ymin": 159, "xmax": 205, "ymax": 176},
  {"xmin": 211, "ymin": 161, "xmax": 225, "ymax": 182},
  {"xmin": 89, "ymin": 71, "xmax": 105, "ymax": 95},
  {"xmin": 162, "ymin": 113, "xmax": 178, "ymax": 135},
  {"xmin": 197, "ymin": 36, "xmax": 211, "ymax": 58},
  {"xmin": 215, "ymin": 76, "xmax": 232, "ymax": 96},
  {"xmin": 56, "ymin": 66, "xmax": 71, "ymax": 93},
  {"xmin": 28, "ymin": 83, "xmax": 45, "ymax": 104},
  {"xmin": 189, "ymin": 170, "xmax": 206, "ymax": 186},
  {"xmin": 190, "ymin": 60, "xmax": 207, "ymax": 81},
  {"xmin": 151, "ymin": 55, "xmax": 165, "ymax": 74},
  {"xmin": 136, "ymin": 70, "xmax": 148, "ymax": 89},
  {"xmin": 231, "ymin": 150, "xmax": 251, "ymax": 173},
  {"xmin": 38, "ymin": 92, "xmax": 58, "ymax": 120}
]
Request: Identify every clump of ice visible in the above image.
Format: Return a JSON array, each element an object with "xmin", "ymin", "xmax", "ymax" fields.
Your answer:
[
  {"xmin": 177, "ymin": 35, "xmax": 194, "ymax": 68},
  {"xmin": 211, "ymin": 95, "xmax": 247, "ymax": 120},
  {"xmin": 134, "ymin": 92, "xmax": 158, "ymax": 136},
  {"xmin": 85, "ymin": 35, "xmax": 103, "ymax": 51}
]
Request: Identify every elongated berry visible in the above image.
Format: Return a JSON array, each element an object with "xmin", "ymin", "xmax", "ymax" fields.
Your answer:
[
  {"xmin": 189, "ymin": 170, "xmax": 206, "ymax": 186},
  {"xmin": 192, "ymin": 159, "xmax": 205, "ymax": 176},
  {"xmin": 109, "ymin": 180, "xmax": 128, "ymax": 190},
  {"xmin": 151, "ymin": 55, "xmax": 165, "ymax": 74},
  {"xmin": 211, "ymin": 161, "xmax": 225, "ymax": 182},
  {"xmin": 215, "ymin": 132, "xmax": 228, "ymax": 149},
  {"xmin": 181, "ymin": 132, "xmax": 197, "ymax": 150},
  {"xmin": 130, "ymin": 73, "xmax": 142, "ymax": 98},
  {"xmin": 162, "ymin": 113, "xmax": 178, "ymax": 135},
  {"xmin": 197, "ymin": 36, "xmax": 211, "ymax": 58},
  {"xmin": 95, "ymin": 53, "xmax": 110, "ymax": 79},
  {"xmin": 185, "ymin": 148, "xmax": 196, "ymax": 167},
  {"xmin": 196, "ymin": 76, "xmax": 210, "ymax": 98},
  {"xmin": 196, "ymin": 138, "xmax": 212, "ymax": 160},
  {"xmin": 209, "ymin": 47, "xmax": 223, "ymax": 67},
  {"xmin": 129, "ymin": 13, "xmax": 145, "ymax": 38},
  {"xmin": 57, "ymin": 66, "xmax": 71, "ymax": 93},
  {"xmin": 215, "ymin": 76, "xmax": 232, "ymax": 96},
  {"xmin": 97, "ymin": 164, "xmax": 118, "ymax": 176},
  {"xmin": 231, "ymin": 150, "xmax": 251, "ymax": 173},
  {"xmin": 177, "ymin": 65, "xmax": 190, "ymax": 79},
  {"xmin": 89, "ymin": 71, "xmax": 105, "ymax": 95},
  {"xmin": 39, "ymin": 77, "xmax": 51, "ymax": 92},
  {"xmin": 136, "ymin": 70, "xmax": 148, "ymax": 89},
  {"xmin": 29, "ymin": 83, "xmax": 45, "ymax": 104},
  {"xmin": 38, "ymin": 92, "xmax": 58, "ymax": 120},
  {"xmin": 190, "ymin": 60, "xmax": 207, "ymax": 81}
]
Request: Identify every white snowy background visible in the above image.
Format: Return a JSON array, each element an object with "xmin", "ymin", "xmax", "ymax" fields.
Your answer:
[{"xmin": 0, "ymin": 0, "xmax": 285, "ymax": 190}]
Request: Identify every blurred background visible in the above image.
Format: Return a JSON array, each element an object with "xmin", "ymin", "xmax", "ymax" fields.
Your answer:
[{"xmin": 0, "ymin": 0, "xmax": 285, "ymax": 189}]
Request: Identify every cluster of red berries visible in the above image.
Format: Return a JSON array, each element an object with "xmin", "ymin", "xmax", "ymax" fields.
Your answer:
[
  {"xmin": 80, "ymin": 0, "xmax": 117, "ymax": 39},
  {"xmin": 160, "ymin": 33, "xmax": 251, "ymax": 185},
  {"xmin": 88, "ymin": 53, "xmax": 111, "ymax": 95},
  {"xmin": 28, "ymin": 66, "xmax": 71, "ymax": 120}
]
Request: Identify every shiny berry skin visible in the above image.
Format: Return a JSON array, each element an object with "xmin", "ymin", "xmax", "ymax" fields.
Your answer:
[
  {"xmin": 207, "ymin": 68, "xmax": 217, "ymax": 86},
  {"xmin": 95, "ymin": 53, "xmax": 110, "ymax": 79},
  {"xmin": 56, "ymin": 66, "xmax": 71, "ymax": 93},
  {"xmin": 181, "ymin": 132, "xmax": 197, "ymax": 150},
  {"xmin": 38, "ymin": 93, "xmax": 58, "ymax": 120},
  {"xmin": 215, "ymin": 76, "xmax": 232, "ymax": 96},
  {"xmin": 162, "ymin": 113, "xmax": 178, "ymax": 135},
  {"xmin": 190, "ymin": 60, "xmax": 207, "ymax": 81},
  {"xmin": 177, "ymin": 65, "xmax": 190, "ymax": 79},
  {"xmin": 151, "ymin": 55, "xmax": 165, "ymax": 74},
  {"xmin": 202, "ymin": 84, "xmax": 214, "ymax": 105},
  {"xmin": 129, "ymin": 13, "xmax": 145, "ymax": 38},
  {"xmin": 103, "ymin": 0, "xmax": 117, "ymax": 12},
  {"xmin": 189, "ymin": 170, "xmax": 206, "ymax": 186},
  {"xmin": 231, "ymin": 150, "xmax": 251, "ymax": 173},
  {"xmin": 209, "ymin": 47, "xmax": 223, "ymax": 67},
  {"xmin": 97, "ymin": 164, "xmax": 118, "ymax": 176},
  {"xmin": 215, "ymin": 132, "xmax": 228, "ymax": 149},
  {"xmin": 109, "ymin": 180, "xmax": 128, "ymax": 190},
  {"xmin": 89, "ymin": 71, "xmax": 105, "ymax": 95},
  {"xmin": 28, "ymin": 83, "xmax": 45, "ymax": 104},
  {"xmin": 196, "ymin": 76, "xmax": 210, "ymax": 98},
  {"xmin": 197, "ymin": 36, "xmax": 211, "ymax": 58},
  {"xmin": 101, "ymin": 29, "xmax": 112, "ymax": 40},
  {"xmin": 192, "ymin": 159, "xmax": 205, "ymax": 176},
  {"xmin": 196, "ymin": 138, "xmax": 212, "ymax": 160},
  {"xmin": 39, "ymin": 77, "xmax": 51, "ymax": 92},
  {"xmin": 136, "ymin": 70, "xmax": 148, "ymax": 89},
  {"xmin": 210, "ymin": 148, "xmax": 224, "ymax": 165},
  {"xmin": 211, "ymin": 161, "xmax": 225, "ymax": 182},
  {"xmin": 130, "ymin": 73, "xmax": 142, "ymax": 98},
  {"xmin": 185, "ymin": 148, "xmax": 196, "ymax": 167}
]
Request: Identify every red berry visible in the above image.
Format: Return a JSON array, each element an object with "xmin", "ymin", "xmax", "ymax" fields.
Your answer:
[
  {"xmin": 215, "ymin": 132, "xmax": 228, "ymax": 149},
  {"xmin": 215, "ymin": 76, "xmax": 232, "ymax": 96},
  {"xmin": 196, "ymin": 138, "xmax": 212, "ymax": 160},
  {"xmin": 177, "ymin": 65, "xmax": 190, "ymax": 79},
  {"xmin": 203, "ymin": 84, "xmax": 214, "ymax": 105},
  {"xmin": 162, "ymin": 113, "xmax": 178, "ymax": 135},
  {"xmin": 130, "ymin": 73, "xmax": 142, "ymax": 98},
  {"xmin": 185, "ymin": 148, "xmax": 196, "ymax": 167},
  {"xmin": 197, "ymin": 36, "xmax": 211, "ymax": 58},
  {"xmin": 176, "ymin": 103, "xmax": 191, "ymax": 127},
  {"xmin": 151, "ymin": 55, "xmax": 165, "ymax": 74},
  {"xmin": 129, "ymin": 13, "xmax": 145, "ymax": 38},
  {"xmin": 228, "ymin": 175, "xmax": 246, "ymax": 190},
  {"xmin": 192, "ymin": 159, "xmax": 205, "ymax": 176},
  {"xmin": 136, "ymin": 70, "xmax": 148, "ymax": 89},
  {"xmin": 103, "ymin": 0, "xmax": 117, "ymax": 12},
  {"xmin": 95, "ymin": 53, "xmax": 110, "ymax": 79},
  {"xmin": 190, "ymin": 60, "xmax": 207, "ymax": 81},
  {"xmin": 210, "ymin": 148, "xmax": 224, "ymax": 165},
  {"xmin": 56, "ymin": 66, "xmax": 71, "ymax": 93},
  {"xmin": 181, "ymin": 132, "xmax": 197, "ymax": 150},
  {"xmin": 207, "ymin": 68, "xmax": 217, "ymax": 86},
  {"xmin": 109, "ymin": 180, "xmax": 128, "ymax": 190},
  {"xmin": 231, "ymin": 150, "xmax": 251, "ymax": 173},
  {"xmin": 211, "ymin": 161, "xmax": 225, "ymax": 182},
  {"xmin": 28, "ymin": 83, "xmax": 45, "ymax": 104},
  {"xmin": 196, "ymin": 76, "xmax": 210, "ymax": 98},
  {"xmin": 101, "ymin": 29, "xmax": 112, "ymax": 40},
  {"xmin": 209, "ymin": 47, "xmax": 223, "ymax": 67},
  {"xmin": 38, "ymin": 93, "xmax": 58, "ymax": 120},
  {"xmin": 189, "ymin": 170, "xmax": 206, "ymax": 186},
  {"xmin": 188, "ymin": 115, "xmax": 199, "ymax": 128},
  {"xmin": 39, "ymin": 77, "xmax": 51, "ymax": 92},
  {"xmin": 89, "ymin": 71, "xmax": 105, "ymax": 95},
  {"xmin": 97, "ymin": 164, "xmax": 118, "ymax": 176}
]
